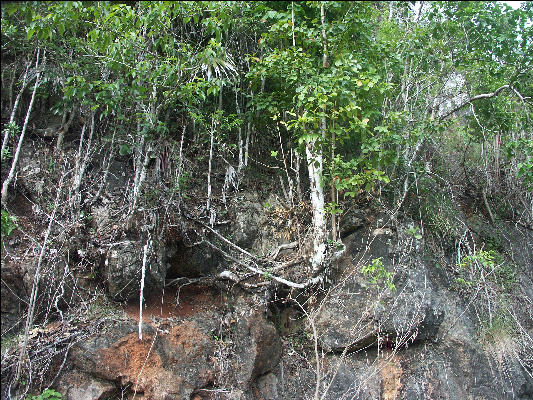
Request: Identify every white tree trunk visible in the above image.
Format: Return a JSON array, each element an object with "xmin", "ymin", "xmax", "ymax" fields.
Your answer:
[
  {"xmin": 306, "ymin": 142, "xmax": 326, "ymax": 272},
  {"xmin": 16, "ymin": 173, "xmax": 63, "ymax": 383},
  {"xmin": 139, "ymin": 238, "xmax": 150, "ymax": 340},
  {"xmin": 304, "ymin": 2, "xmax": 329, "ymax": 272},
  {"xmin": 206, "ymin": 123, "xmax": 215, "ymax": 215},
  {"xmin": 2, "ymin": 49, "xmax": 44, "ymax": 204},
  {"xmin": 236, "ymin": 90, "xmax": 244, "ymax": 173},
  {"xmin": 1, "ymin": 62, "xmax": 30, "ymax": 156}
]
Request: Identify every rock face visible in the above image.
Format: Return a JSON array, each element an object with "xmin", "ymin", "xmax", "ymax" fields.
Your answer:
[
  {"xmin": 1, "ymin": 264, "xmax": 27, "ymax": 335},
  {"xmin": 269, "ymin": 218, "xmax": 533, "ymax": 400},
  {"xmin": 56, "ymin": 370, "xmax": 116, "ymax": 400},
  {"xmin": 105, "ymin": 240, "xmax": 167, "ymax": 301},
  {"xmin": 60, "ymin": 286, "xmax": 281, "ymax": 400},
  {"xmin": 228, "ymin": 191, "xmax": 292, "ymax": 256},
  {"xmin": 3, "ymin": 142, "xmax": 533, "ymax": 400},
  {"xmin": 69, "ymin": 321, "xmax": 217, "ymax": 399},
  {"xmin": 315, "ymin": 223, "xmax": 444, "ymax": 352}
]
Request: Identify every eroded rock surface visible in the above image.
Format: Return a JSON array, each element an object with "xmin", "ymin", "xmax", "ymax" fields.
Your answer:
[
  {"xmin": 105, "ymin": 240, "xmax": 167, "ymax": 301},
  {"xmin": 315, "ymin": 223, "xmax": 444, "ymax": 352},
  {"xmin": 62, "ymin": 286, "xmax": 281, "ymax": 399}
]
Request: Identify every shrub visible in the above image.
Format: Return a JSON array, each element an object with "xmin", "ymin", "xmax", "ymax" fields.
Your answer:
[
  {"xmin": 26, "ymin": 389, "xmax": 62, "ymax": 400},
  {"xmin": 362, "ymin": 257, "xmax": 396, "ymax": 291}
]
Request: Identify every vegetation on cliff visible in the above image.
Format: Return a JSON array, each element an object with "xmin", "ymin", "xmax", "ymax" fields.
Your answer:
[{"xmin": 1, "ymin": 1, "xmax": 532, "ymax": 398}]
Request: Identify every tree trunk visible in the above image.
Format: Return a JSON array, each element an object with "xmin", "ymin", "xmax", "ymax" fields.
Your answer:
[
  {"xmin": 2, "ymin": 49, "xmax": 44, "ymax": 204},
  {"xmin": 1, "ymin": 62, "xmax": 30, "ymax": 157},
  {"xmin": 306, "ymin": 141, "xmax": 326, "ymax": 272},
  {"xmin": 305, "ymin": 3, "xmax": 329, "ymax": 272},
  {"xmin": 92, "ymin": 127, "xmax": 116, "ymax": 204},
  {"xmin": 16, "ymin": 173, "xmax": 64, "ymax": 383},
  {"xmin": 72, "ymin": 112, "xmax": 95, "ymax": 215},
  {"xmin": 207, "ymin": 84, "xmax": 223, "ymax": 223},
  {"xmin": 55, "ymin": 108, "xmax": 76, "ymax": 153},
  {"xmin": 330, "ymin": 119, "xmax": 337, "ymax": 242},
  {"xmin": 236, "ymin": 89, "xmax": 244, "ymax": 173}
]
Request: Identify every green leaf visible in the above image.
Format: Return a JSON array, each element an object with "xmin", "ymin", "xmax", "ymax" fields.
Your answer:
[
  {"xmin": 119, "ymin": 144, "xmax": 132, "ymax": 156},
  {"xmin": 27, "ymin": 27, "xmax": 35, "ymax": 40}
]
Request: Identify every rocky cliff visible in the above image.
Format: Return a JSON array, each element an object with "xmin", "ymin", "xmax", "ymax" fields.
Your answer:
[{"xmin": 1, "ymin": 131, "xmax": 532, "ymax": 399}]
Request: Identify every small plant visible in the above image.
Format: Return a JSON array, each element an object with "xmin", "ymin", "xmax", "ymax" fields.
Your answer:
[
  {"xmin": 118, "ymin": 143, "xmax": 132, "ymax": 156},
  {"xmin": 1, "ymin": 147, "xmax": 12, "ymax": 161},
  {"xmin": 362, "ymin": 257, "xmax": 396, "ymax": 291},
  {"xmin": 26, "ymin": 389, "xmax": 62, "ymax": 400},
  {"xmin": 1, "ymin": 209, "xmax": 18, "ymax": 237},
  {"xmin": 325, "ymin": 201, "xmax": 343, "ymax": 216},
  {"xmin": 327, "ymin": 238, "xmax": 345, "ymax": 250},
  {"xmin": 406, "ymin": 226, "xmax": 422, "ymax": 239},
  {"xmin": 1, "ymin": 122, "xmax": 19, "ymax": 161},
  {"xmin": 263, "ymin": 269, "xmax": 273, "ymax": 281},
  {"xmin": 478, "ymin": 311, "xmax": 516, "ymax": 344},
  {"xmin": 1, "ymin": 334, "xmax": 17, "ymax": 354},
  {"xmin": 458, "ymin": 249, "xmax": 516, "ymax": 291}
]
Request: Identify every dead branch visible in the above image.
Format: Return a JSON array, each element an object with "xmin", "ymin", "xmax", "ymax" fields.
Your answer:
[
  {"xmin": 439, "ymin": 84, "xmax": 512, "ymax": 120},
  {"xmin": 15, "ymin": 172, "xmax": 64, "ymax": 384},
  {"xmin": 267, "ymin": 241, "xmax": 298, "ymax": 261}
]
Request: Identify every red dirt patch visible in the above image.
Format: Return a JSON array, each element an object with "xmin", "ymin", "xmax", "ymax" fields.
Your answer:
[
  {"xmin": 98, "ymin": 333, "xmax": 163, "ymax": 378},
  {"xmin": 98, "ymin": 332, "xmax": 183, "ymax": 399},
  {"xmin": 125, "ymin": 284, "xmax": 222, "ymax": 323},
  {"xmin": 381, "ymin": 354, "xmax": 403, "ymax": 400}
]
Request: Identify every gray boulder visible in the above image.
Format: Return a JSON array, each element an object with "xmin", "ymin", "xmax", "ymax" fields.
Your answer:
[
  {"xmin": 315, "ymin": 223, "xmax": 444, "ymax": 352},
  {"xmin": 105, "ymin": 241, "xmax": 166, "ymax": 301}
]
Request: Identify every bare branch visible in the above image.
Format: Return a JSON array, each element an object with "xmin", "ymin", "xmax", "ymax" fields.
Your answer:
[{"xmin": 439, "ymin": 84, "xmax": 511, "ymax": 120}]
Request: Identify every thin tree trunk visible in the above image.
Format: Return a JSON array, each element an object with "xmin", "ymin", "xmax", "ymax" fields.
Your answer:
[
  {"xmin": 71, "ymin": 122, "xmax": 87, "ymax": 212},
  {"xmin": 133, "ymin": 120, "xmax": 145, "ymax": 197},
  {"xmin": 139, "ymin": 238, "xmax": 150, "ymax": 340},
  {"xmin": 2, "ymin": 49, "xmax": 44, "ymax": 204},
  {"xmin": 207, "ymin": 119, "xmax": 215, "ymax": 218},
  {"xmin": 176, "ymin": 125, "xmax": 186, "ymax": 205},
  {"xmin": 131, "ymin": 143, "xmax": 151, "ymax": 214},
  {"xmin": 291, "ymin": 1, "xmax": 296, "ymax": 47},
  {"xmin": 15, "ymin": 173, "xmax": 64, "ymax": 383},
  {"xmin": 306, "ymin": 142, "xmax": 326, "ymax": 272},
  {"xmin": 1, "ymin": 62, "xmax": 30, "ymax": 157},
  {"xmin": 236, "ymin": 90, "xmax": 244, "ymax": 173},
  {"xmin": 207, "ymin": 83, "xmax": 223, "ymax": 223},
  {"xmin": 330, "ymin": 121, "xmax": 337, "ymax": 242},
  {"xmin": 55, "ymin": 108, "xmax": 76, "ymax": 153},
  {"xmin": 294, "ymin": 149, "xmax": 302, "ymax": 202},
  {"xmin": 72, "ymin": 112, "xmax": 95, "ymax": 215},
  {"xmin": 245, "ymin": 120, "xmax": 251, "ymax": 167},
  {"xmin": 245, "ymin": 89, "xmax": 253, "ymax": 167},
  {"xmin": 494, "ymin": 133, "xmax": 500, "ymax": 187},
  {"xmin": 92, "ymin": 127, "xmax": 117, "ymax": 204},
  {"xmin": 305, "ymin": 3, "xmax": 329, "ymax": 272}
]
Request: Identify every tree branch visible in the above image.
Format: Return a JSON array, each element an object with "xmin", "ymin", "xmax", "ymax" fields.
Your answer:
[{"xmin": 439, "ymin": 85, "xmax": 511, "ymax": 121}]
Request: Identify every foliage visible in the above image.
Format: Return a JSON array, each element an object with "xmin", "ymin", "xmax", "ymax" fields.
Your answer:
[
  {"xmin": 1, "ymin": 1, "xmax": 532, "ymax": 397},
  {"xmin": 26, "ymin": 389, "xmax": 62, "ymax": 400},
  {"xmin": 457, "ymin": 249, "xmax": 516, "ymax": 291},
  {"xmin": 478, "ymin": 309, "xmax": 517, "ymax": 344},
  {"xmin": 1, "ymin": 123, "xmax": 19, "ymax": 161},
  {"xmin": 406, "ymin": 226, "xmax": 423, "ymax": 240},
  {"xmin": 362, "ymin": 257, "xmax": 396, "ymax": 291},
  {"xmin": 1, "ymin": 209, "xmax": 18, "ymax": 237},
  {"xmin": 505, "ymin": 138, "xmax": 533, "ymax": 190},
  {"xmin": 419, "ymin": 183, "xmax": 461, "ymax": 244}
]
